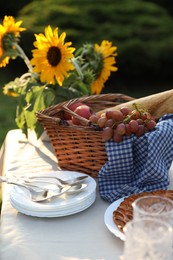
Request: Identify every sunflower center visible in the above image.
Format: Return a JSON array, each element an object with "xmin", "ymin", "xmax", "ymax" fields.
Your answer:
[{"xmin": 47, "ymin": 46, "xmax": 61, "ymax": 66}]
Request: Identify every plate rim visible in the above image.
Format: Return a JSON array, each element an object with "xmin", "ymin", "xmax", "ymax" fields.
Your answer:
[
  {"xmin": 104, "ymin": 189, "xmax": 173, "ymax": 241},
  {"xmin": 104, "ymin": 198, "xmax": 125, "ymax": 241},
  {"xmin": 10, "ymin": 192, "xmax": 96, "ymax": 217}
]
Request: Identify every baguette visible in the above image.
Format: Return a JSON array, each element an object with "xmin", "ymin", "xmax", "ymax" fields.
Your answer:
[{"xmin": 96, "ymin": 89, "xmax": 173, "ymax": 119}]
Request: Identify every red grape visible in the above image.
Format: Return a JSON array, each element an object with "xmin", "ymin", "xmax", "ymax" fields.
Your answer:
[
  {"xmin": 129, "ymin": 120, "xmax": 139, "ymax": 133},
  {"xmin": 116, "ymin": 123, "xmax": 126, "ymax": 136},
  {"xmin": 89, "ymin": 114, "xmax": 100, "ymax": 124},
  {"xmin": 136, "ymin": 118, "xmax": 144, "ymax": 125},
  {"xmin": 130, "ymin": 110, "xmax": 141, "ymax": 120},
  {"xmin": 102, "ymin": 127, "xmax": 113, "ymax": 141},
  {"xmin": 98, "ymin": 104, "xmax": 157, "ymax": 143},
  {"xmin": 113, "ymin": 130, "xmax": 123, "ymax": 143},
  {"xmin": 145, "ymin": 120, "xmax": 156, "ymax": 130},
  {"xmin": 97, "ymin": 117, "xmax": 107, "ymax": 128},
  {"xmin": 111, "ymin": 110, "xmax": 124, "ymax": 122},
  {"xmin": 120, "ymin": 107, "xmax": 132, "ymax": 116},
  {"xmin": 105, "ymin": 110, "xmax": 113, "ymax": 119},
  {"xmin": 105, "ymin": 118, "xmax": 114, "ymax": 127},
  {"xmin": 136, "ymin": 125, "xmax": 145, "ymax": 137},
  {"xmin": 125, "ymin": 124, "xmax": 132, "ymax": 136}
]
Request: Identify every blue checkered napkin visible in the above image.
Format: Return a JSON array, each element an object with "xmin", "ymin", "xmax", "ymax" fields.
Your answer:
[{"xmin": 98, "ymin": 114, "xmax": 173, "ymax": 203}]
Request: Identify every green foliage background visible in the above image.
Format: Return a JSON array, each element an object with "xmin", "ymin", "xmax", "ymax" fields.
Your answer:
[
  {"xmin": 16, "ymin": 0, "xmax": 173, "ymax": 89},
  {"xmin": 1, "ymin": 0, "xmax": 173, "ymax": 145}
]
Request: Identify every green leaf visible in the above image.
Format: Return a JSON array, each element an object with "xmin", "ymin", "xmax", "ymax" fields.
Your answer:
[
  {"xmin": 24, "ymin": 86, "xmax": 55, "ymax": 129},
  {"xmin": 15, "ymin": 85, "xmax": 55, "ymax": 135}
]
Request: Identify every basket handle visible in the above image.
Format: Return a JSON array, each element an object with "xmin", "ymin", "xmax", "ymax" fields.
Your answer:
[
  {"xmin": 36, "ymin": 93, "xmax": 135, "ymax": 121},
  {"xmin": 63, "ymin": 93, "xmax": 134, "ymax": 108}
]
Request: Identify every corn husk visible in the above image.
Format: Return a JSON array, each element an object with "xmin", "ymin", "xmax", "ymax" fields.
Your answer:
[{"xmin": 97, "ymin": 89, "xmax": 173, "ymax": 119}]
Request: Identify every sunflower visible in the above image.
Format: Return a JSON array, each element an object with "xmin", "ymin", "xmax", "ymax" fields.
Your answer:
[
  {"xmin": 91, "ymin": 40, "xmax": 118, "ymax": 94},
  {"xmin": 30, "ymin": 26, "xmax": 75, "ymax": 86},
  {"xmin": 1, "ymin": 16, "xmax": 26, "ymax": 37},
  {"xmin": 0, "ymin": 16, "xmax": 25, "ymax": 67}
]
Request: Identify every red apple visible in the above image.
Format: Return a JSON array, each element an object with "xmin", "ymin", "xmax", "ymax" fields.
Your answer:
[
  {"xmin": 64, "ymin": 102, "xmax": 83, "ymax": 120},
  {"xmin": 72, "ymin": 105, "xmax": 93, "ymax": 125}
]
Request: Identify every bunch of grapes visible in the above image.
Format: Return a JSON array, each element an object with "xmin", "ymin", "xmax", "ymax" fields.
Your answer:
[{"xmin": 89, "ymin": 105, "xmax": 157, "ymax": 143}]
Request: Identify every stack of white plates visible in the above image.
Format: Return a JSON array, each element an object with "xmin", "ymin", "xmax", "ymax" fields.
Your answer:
[{"xmin": 10, "ymin": 171, "xmax": 96, "ymax": 217}]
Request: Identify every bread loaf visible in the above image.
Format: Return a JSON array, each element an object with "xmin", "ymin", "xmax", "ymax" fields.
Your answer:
[{"xmin": 97, "ymin": 89, "xmax": 173, "ymax": 119}]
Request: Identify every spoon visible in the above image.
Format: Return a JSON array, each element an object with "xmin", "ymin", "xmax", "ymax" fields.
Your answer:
[
  {"xmin": 31, "ymin": 183, "xmax": 88, "ymax": 202},
  {"xmin": 64, "ymin": 183, "xmax": 87, "ymax": 195},
  {"xmin": 30, "ymin": 185, "xmax": 71, "ymax": 202}
]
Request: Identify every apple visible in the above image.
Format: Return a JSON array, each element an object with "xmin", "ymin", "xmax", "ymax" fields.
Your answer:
[
  {"xmin": 64, "ymin": 102, "xmax": 83, "ymax": 120},
  {"xmin": 72, "ymin": 105, "xmax": 93, "ymax": 125}
]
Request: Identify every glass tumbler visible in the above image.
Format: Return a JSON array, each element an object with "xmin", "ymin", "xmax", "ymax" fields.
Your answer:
[
  {"xmin": 122, "ymin": 218, "xmax": 173, "ymax": 260},
  {"xmin": 132, "ymin": 195, "xmax": 173, "ymax": 227}
]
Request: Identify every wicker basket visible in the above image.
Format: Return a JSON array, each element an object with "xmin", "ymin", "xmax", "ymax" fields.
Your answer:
[{"xmin": 36, "ymin": 93, "xmax": 135, "ymax": 178}]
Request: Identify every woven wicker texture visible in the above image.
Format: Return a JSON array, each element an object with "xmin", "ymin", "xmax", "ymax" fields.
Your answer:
[
  {"xmin": 113, "ymin": 190, "xmax": 173, "ymax": 233},
  {"xmin": 36, "ymin": 93, "xmax": 134, "ymax": 177}
]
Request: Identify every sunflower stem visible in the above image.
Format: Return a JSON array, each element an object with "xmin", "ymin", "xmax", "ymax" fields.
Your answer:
[
  {"xmin": 71, "ymin": 57, "xmax": 83, "ymax": 80},
  {"xmin": 13, "ymin": 43, "xmax": 33, "ymax": 73}
]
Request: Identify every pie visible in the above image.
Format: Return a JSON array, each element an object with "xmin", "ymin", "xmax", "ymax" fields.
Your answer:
[{"xmin": 113, "ymin": 190, "xmax": 173, "ymax": 233}]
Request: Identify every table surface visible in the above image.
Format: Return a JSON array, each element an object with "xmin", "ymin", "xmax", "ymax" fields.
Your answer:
[{"xmin": 0, "ymin": 130, "xmax": 124, "ymax": 260}]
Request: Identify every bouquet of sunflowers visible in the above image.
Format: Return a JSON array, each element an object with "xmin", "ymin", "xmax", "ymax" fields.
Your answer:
[{"xmin": 0, "ymin": 16, "xmax": 118, "ymax": 138}]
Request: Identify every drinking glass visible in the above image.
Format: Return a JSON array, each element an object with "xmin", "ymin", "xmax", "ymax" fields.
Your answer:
[
  {"xmin": 132, "ymin": 195, "xmax": 173, "ymax": 227},
  {"xmin": 122, "ymin": 218, "xmax": 173, "ymax": 260}
]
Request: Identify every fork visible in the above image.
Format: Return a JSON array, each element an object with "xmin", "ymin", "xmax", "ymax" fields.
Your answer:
[{"xmin": 22, "ymin": 175, "xmax": 88, "ymax": 186}]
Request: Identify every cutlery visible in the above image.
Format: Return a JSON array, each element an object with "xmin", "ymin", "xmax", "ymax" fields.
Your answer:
[
  {"xmin": 0, "ymin": 176, "xmax": 45, "ymax": 190},
  {"xmin": 29, "ymin": 185, "xmax": 72, "ymax": 202},
  {"xmin": 0, "ymin": 176, "xmax": 54, "ymax": 198},
  {"xmin": 23, "ymin": 175, "xmax": 88, "ymax": 186},
  {"xmin": 64, "ymin": 183, "xmax": 88, "ymax": 195},
  {"xmin": 0, "ymin": 176, "xmax": 88, "ymax": 202},
  {"xmin": 31, "ymin": 183, "xmax": 88, "ymax": 202}
]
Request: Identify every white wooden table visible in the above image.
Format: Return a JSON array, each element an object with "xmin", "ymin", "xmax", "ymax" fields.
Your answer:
[{"xmin": 0, "ymin": 130, "xmax": 124, "ymax": 260}]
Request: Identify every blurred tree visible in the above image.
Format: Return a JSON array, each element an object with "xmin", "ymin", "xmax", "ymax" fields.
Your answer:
[
  {"xmin": 0, "ymin": 0, "xmax": 32, "ymax": 17},
  {"xmin": 16, "ymin": 0, "xmax": 173, "ymax": 92},
  {"xmin": 145, "ymin": 0, "xmax": 173, "ymax": 16}
]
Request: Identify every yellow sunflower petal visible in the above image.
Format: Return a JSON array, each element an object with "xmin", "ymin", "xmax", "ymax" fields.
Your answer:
[
  {"xmin": 2, "ymin": 16, "xmax": 26, "ymax": 36},
  {"xmin": 0, "ymin": 56, "xmax": 10, "ymax": 67}
]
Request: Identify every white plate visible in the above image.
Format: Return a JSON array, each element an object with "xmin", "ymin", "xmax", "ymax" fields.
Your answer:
[
  {"xmin": 10, "ymin": 174, "xmax": 96, "ymax": 211},
  {"xmin": 10, "ymin": 170, "xmax": 96, "ymax": 217},
  {"xmin": 104, "ymin": 198, "xmax": 125, "ymax": 241},
  {"xmin": 10, "ymin": 191, "xmax": 96, "ymax": 217}
]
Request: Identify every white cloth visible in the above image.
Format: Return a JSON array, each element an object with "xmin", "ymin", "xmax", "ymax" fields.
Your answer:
[{"xmin": 0, "ymin": 130, "xmax": 123, "ymax": 260}]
